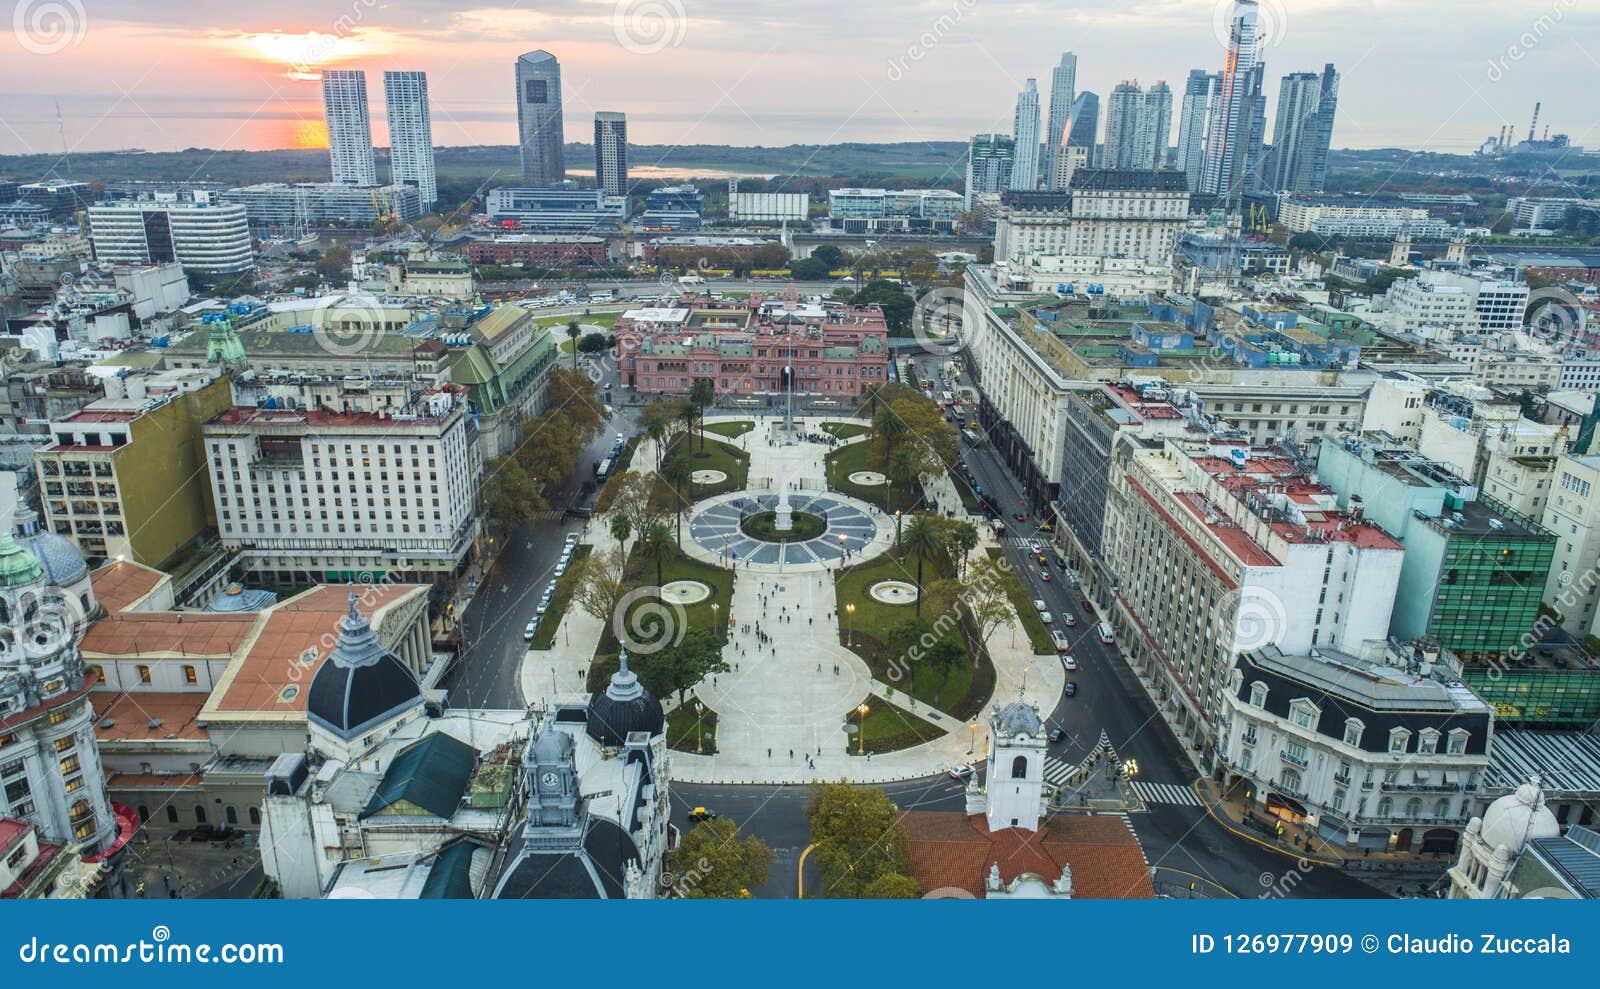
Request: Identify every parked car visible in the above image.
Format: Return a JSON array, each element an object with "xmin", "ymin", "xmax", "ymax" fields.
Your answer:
[
  {"xmin": 1061, "ymin": 655, "xmax": 1078, "ymax": 671},
  {"xmin": 523, "ymin": 622, "xmax": 536, "ymax": 640},
  {"xmin": 1032, "ymin": 599, "xmax": 1049, "ymax": 614},
  {"xmin": 1064, "ymin": 682, "xmax": 1078, "ymax": 697}
]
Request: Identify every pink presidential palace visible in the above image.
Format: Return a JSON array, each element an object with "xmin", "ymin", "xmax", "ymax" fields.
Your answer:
[{"xmin": 614, "ymin": 288, "xmax": 891, "ymax": 400}]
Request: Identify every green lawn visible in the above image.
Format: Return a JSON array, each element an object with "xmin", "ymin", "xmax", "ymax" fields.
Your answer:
[
  {"xmin": 589, "ymin": 545, "xmax": 735, "ymax": 690},
  {"xmin": 986, "ymin": 547, "xmax": 1054, "ymax": 655},
  {"xmin": 825, "ymin": 440, "xmax": 923, "ymax": 513},
  {"xmin": 833, "ymin": 551, "xmax": 989, "ymax": 717},
  {"xmin": 821, "ymin": 421, "xmax": 870, "ymax": 440},
  {"xmin": 666, "ymin": 703, "xmax": 718, "ymax": 754},
  {"xmin": 661, "ymin": 432, "xmax": 750, "ymax": 506},
  {"xmin": 529, "ymin": 545, "xmax": 592, "ymax": 650},
  {"xmin": 702, "ymin": 420, "xmax": 754, "ymax": 438},
  {"xmin": 847, "ymin": 697, "xmax": 945, "ymax": 755}
]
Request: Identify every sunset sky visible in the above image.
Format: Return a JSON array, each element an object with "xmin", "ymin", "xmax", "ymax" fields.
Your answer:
[{"xmin": 2, "ymin": 0, "xmax": 1596, "ymax": 156}]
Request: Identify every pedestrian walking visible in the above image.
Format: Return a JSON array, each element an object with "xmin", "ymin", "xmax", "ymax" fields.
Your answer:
[
  {"xmin": 789, "ymin": 749, "xmax": 794, "ymax": 760},
  {"xmin": 767, "ymin": 748, "xmax": 772, "ymax": 758}
]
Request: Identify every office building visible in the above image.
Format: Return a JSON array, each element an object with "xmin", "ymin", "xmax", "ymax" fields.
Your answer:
[
  {"xmin": 321, "ymin": 70, "xmax": 379, "ymax": 187},
  {"xmin": 1176, "ymin": 70, "xmax": 1220, "ymax": 191},
  {"xmin": 1103, "ymin": 81, "xmax": 1172, "ymax": 171},
  {"xmin": 593, "ymin": 111, "xmax": 628, "ymax": 197},
  {"xmin": 826, "ymin": 188, "xmax": 964, "ymax": 233},
  {"xmin": 638, "ymin": 184, "xmax": 703, "ymax": 230},
  {"xmin": 1066, "ymin": 92, "xmax": 1100, "ymax": 166},
  {"xmin": 486, "ymin": 185, "xmax": 628, "ymax": 231},
  {"xmin": 1220, "ymin": 641, "xmax": 1491, "ymax": 855},
  {"xmin": 383, "ymin": 71, "xmax": 437, "ymax": 210},
  {"xmin": 1011, "ymin": 79, "xmax": 1041, "ymax": 192},
  {"xmin": 1044, "ymin": 53, "xmax": 1078, "ymax": 186},
  {"xmin": 1201, "ymin": 0, "xmax": 1269, "ymax": 201},
  {"xmin": 1541, "ymin": 454, "xmax": 1600, "ymax": 636},
  {"xmin": 36, "ymin": 370, "xmax": 233, "ymax": 567},
  {"xmin": 221, "ymin": 182, "xmax": 423, "ymax": 231},
  {"xmin": 204, "ymin": 384, "xmax": 481, "ymax": 587},
  {"xmin": 1102, "ymin": 438, "xmax": 1405, "ymax": 760},
  {"xmin": 1268, "ymin": 65, "xmax": 1339, "ymax": 194},
  {"xmin": 728, "ymin": 192, "xmax": 809, "ymax": 222},
  {"xmin": 965, "ymin": 133, "xmax": 1016, "ymax": 207},
  {"xmin": 515, "ymin": 51, "xmax": 566, "ymax": 186},
  {"xmin": 1277, "ymin": 197, "xmax": 1452, "ymax": 239},
  {"xmin": 15, "ymin": 180, "xmax": 93, "ymax": 220},
  {"xmin": 992, "ymin": 169, "xmax": 1190, "ymax": 263},
  {"xmin": 86, "ymin": 194, "xmax": 255, "ymax": 275}
]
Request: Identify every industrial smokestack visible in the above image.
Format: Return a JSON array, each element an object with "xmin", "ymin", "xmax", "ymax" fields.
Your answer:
[{"xmin": 1528, "ymin": 101, "xmax": 1541, "ymax": 143}]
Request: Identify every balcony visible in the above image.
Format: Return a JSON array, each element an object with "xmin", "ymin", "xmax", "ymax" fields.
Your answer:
[
  {"xmin": 1380, "ymin": 779, "xmax": 1461, "ymax": 794},
  {"xmin": 1279, "ymin": 749, "xmax": 1309, "ymax": 769},
  {"xmin": 1242, "ymin": 731, "xmax": 1257, "ymax": 746}
]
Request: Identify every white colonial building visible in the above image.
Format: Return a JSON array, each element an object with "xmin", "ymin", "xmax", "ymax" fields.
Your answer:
[{"xmin": 994, "ymin": 169, "xmax": 1189, "ymax": 263}]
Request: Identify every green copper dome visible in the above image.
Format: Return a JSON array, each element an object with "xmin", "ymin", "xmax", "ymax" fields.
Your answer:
[{"xmin": 0, "ymin": 533, "xmax": 45, "ymax": 588}]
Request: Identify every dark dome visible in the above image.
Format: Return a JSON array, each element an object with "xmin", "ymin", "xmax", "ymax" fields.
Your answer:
[
  {"xmin": 306, "ymin": 590, "xmax": 423, "ymax": 741},
  {"xmin": 307, "ymin": 653, "xmax": 424, "ymax": 740},
  {"xmin": 586, "ymin": 650, "xmax": 662, "ymax": 746},
  {"xmin": 494, "ymin": 817, "xmax": 640, "ymax": 899}
]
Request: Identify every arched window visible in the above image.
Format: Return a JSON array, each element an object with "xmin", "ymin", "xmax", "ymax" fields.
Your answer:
[
  {"xmin": 137, "ymin": 805, "xmax": 150, "ymax": 823},
  {"xmin": 1434, "ymin": 798, "xmax": 1450, "ymax": 819},
  {"xmin": 1011, "ymin": 755, "xmax": 1028, "ymax": 779},
  {"xmin": 1281, "ymin": 769, "xmax": 1302, "ymax": 792},
  {"xmin": 225, "ymin": 806, "xmax": 238, "ymax": 824},
  {"xmin": 194, "ymin": 805, "xmax": 207, "ymax": 824},
  {"xmin": 1405, "ymin": 797, "xmax": 1423, "ymax": 818},
  {"xmin": 165, "ymin": 806, "xmax": 178, "ymax": 824},
  {"xmin": 1377, "ymin": 797, "xmax": 1393, "ymax": 818},
  {"xmin": 249, "ymin": 807, "xmax": 261, "ymax": 825}
]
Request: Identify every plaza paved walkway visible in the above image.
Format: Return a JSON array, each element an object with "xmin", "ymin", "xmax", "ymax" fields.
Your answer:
[{"xmin": 522, "ymin": 414, "xmax": 1063, "ymax": 784}]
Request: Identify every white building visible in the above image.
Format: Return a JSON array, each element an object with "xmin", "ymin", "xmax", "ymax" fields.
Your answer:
[
  {"xmin": 1011, "ymin": 79, "xmax": 1041, "ymax": 192},
  {"xmin": 993, "ymin": 168, "xmax": 1189, "ymax": 263},
  {"xmin": 203, "ymin": 385, "xmax": 481, "ymax": 587},
  {"xmin": 87, "ymin": 195, "xmax": 254, "ymax": 275},
  {"xmin": 1541, "ymin": 453, "xmax": 1600, "ymax": 636},
  {"xmin": 1379, "ymin": 270, "xmax": 1530, "ymax": 341},
  {"xmin": 592, "ymin": 111, "xmax": 628, "ymax": 199},
  {"xmin": 1278, "ymin": 198, "xmax": 1451, "ymax": 239},
  {"xmin": 1219, "ymin": 641, "xmax": 1493, "ymax": 855},
  {"xmin": 1103, "ymin": 81, "xmax": 1172, "ymax": 172},
  {"xmin": 383, "ymin": 71, "xmax": 437, "ymax": 210},
  {"xmin": 321, "ymin": 70, "xmax": 379, "ymax": 188},
  {"xmin": 1360, "ymin": 376, "xmax": 1429, "ymax": 443},
  {"xmin": 1448, "ymin": 777, "xmax": 1561, "ymax": 898},
  {"xmin": 995, "ymin": 252, "xmax": 1171, "ymax": 300},
  {"xmin": 1043, "ymin": 53, "xmax": 1077, "ymax": 186},
  {"xmin": 728, "ymin": 192, "xmax": 809, "ymax": 223}
]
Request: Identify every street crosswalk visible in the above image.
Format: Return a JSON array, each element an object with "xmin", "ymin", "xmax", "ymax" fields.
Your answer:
[
  {"xmin": 1131, "ymin": 780, "xmax": 1203, "ymax": 807},
  {"xmin": 1043, "ymin": 757, "xmax": 1075, "ymax": 787}
]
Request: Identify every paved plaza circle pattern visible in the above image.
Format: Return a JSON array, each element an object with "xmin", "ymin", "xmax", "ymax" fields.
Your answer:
[{"xmin": 688, "ymin": 492, "xmax": 880, "ymax": 568}]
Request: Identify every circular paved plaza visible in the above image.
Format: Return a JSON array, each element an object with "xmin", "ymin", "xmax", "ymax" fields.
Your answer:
[{"xmin": 687, "ymin": 492, "xmax": 884, "ymax": 569}]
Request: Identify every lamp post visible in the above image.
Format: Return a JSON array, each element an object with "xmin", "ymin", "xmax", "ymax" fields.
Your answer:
[
  {"xmin": 710, "ymin": 602, "xmax": 720, "ymax": 642},
  {"xmin": 694, "ymin": 700, "xmax": 705, "ymax": 754},
  {"xmin": 968, "ymin": 719, "xmax": 978, "ymax": 756},
  {"xmin": 845, "ymin": 602, "xmax": 855, "ymax": 646},
  {"xmin": 894, "ymin": 509, "xmax": 903, "ymax": 549},
  {"xmin": 838, "ymin": 532, "xmax": 848, "ymax": 561},
  {"xmin": 857, "ymin": 703, "xmax": 869, "ymax": 755}
]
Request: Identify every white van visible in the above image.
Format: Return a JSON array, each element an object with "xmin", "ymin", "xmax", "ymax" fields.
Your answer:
[
  {"xmin": 1096, "ymin": 622, "xmax": 1115, "ymax": 645},
  {"xmin": 1050, "ymin": 630, "xmax": 1071, "ymax": 654}
]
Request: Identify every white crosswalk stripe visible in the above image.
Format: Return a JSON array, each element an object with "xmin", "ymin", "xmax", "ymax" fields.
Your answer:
[
  {"xmin": 1043, "ymin": 757, "xmax": 1075, "ymax": 787},
  {"xmin": 1131, "ymin": 781, "xmax": 1202, "ymax": 806}
]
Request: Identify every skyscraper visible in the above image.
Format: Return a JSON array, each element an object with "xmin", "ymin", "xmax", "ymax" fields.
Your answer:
[
  {"xmin": 1201, "ymin": 0, "xmax": 1269, "ymax": 202},
  {"xmin": 1010, "ymin": 78, "xmax": 1041, "ymax": 191},
  {"xmin": 321, "ymin": 70, "xmax": 378, "ymax": 187},
  {"xmin": 515, "ymin": 51, "xmax": 566, "ymax": 186},
  {"xmin": 1176, "ymin": 70, "xmax": 1220, "ymax": 191},
  {"xmin": 1268, "ymin": 64, "xmax": 1339, "ymax": 193},
  {"xmin": 1103, "ymin": 81, "xmax": 1172, "ymax": 171},
  {"xmin": 965, "ymin": 133, "xmax": 1016, "ymax": 207},
  {"xmin": 1043, "ymin": 53, "xmax": 1078, "ymax": 187},
  {"xmin": 594, "ymin": 111, "xmax": 628, "ymax": 197},
  {"xmin": 383, "ymin": 71, "xmax": 437, "ymax": 211},
  {"xmin": 1066, "ymin": 91, "xmax": 1100, "ymax": 166}
]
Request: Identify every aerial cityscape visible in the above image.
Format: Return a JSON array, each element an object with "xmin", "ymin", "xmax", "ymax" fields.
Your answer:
[{"xmin": 3, "ymin": 0, "xmax": 1600, "ymax": 934}]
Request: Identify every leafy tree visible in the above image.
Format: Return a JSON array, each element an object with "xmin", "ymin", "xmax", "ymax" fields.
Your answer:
[
  {"xmin": 668, "ymin": 818, "xmax": 773, "ymax": 898},
  {"xmin": 601, "ymin": 471, "xmax": 668, "ymax": 540},
  {"xmin": 578, "ymin": 331, "xmax": 609, "ymax": 353},
  {"xmin": 949, "ymin": 521, "xmax": 980, "ymax": 577},
  {"xmin": 749, "ymin": 242, "xmax": 792, "ymax": 269},
  {"xmin": 901, "ymin": 514, "xmax": 942, "ymax": 616},
  {"xmin": 811, "ymin": 243, "xmax": 845, "ymax": 269},
  {"xmin": 789, "ymin": 256, "xmax": 829, "ymax": 280},
  {"xmin": 804, "ymin": 782, "xmax": 915, "ymax": 898},
  {"xmin": 851, "ymin": 279, "xmax": 915, "ymax": 334},
  {"xmin": 636, "ymin": 628, "xmax": 727, "ymax": 702},
  {"xmin": 572, "ymin": 546, "xmax": 628, "ymax": 628},
  {"xmin": 481, "ymin": 454, "xmax": 548, "ymax": 529},
  {"xmin": 862, "ymin": 873, "xmax": 921, "ymax": 898},
  {"xmin": 315, "ymin": 245, "xmax": 352, "ymax": 280}
]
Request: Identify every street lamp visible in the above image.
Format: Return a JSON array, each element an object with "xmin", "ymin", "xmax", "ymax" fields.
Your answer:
[
  {"xmin": 968, "ymin": 719, "xmax": 979, "ymax": 756},
  {"xmin": 838, "ymin": 532, "xmax": 848, "ymax": 561},
  {"xmin": 857, "ymin": 703, "xmax": 870, "ymax": 755},
  {"xmin": 711, "ymin": 602, "xmax": 720, "ymax": 642},
  {"xmin": 845, "ymin": 602, "xmax": 855, "ymax": 646},
  {"xmin": 694, "ymin": 700, "xmax": 705, "ymax": 755},
  {"xmin": 894, "ymin": 509, "xmax": 902, "ymax": 549}
]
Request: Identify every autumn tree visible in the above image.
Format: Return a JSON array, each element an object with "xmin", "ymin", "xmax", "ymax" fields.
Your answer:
[{"xmin": 804, "ymin": 782, "xmax": 916, "ymax": 898}]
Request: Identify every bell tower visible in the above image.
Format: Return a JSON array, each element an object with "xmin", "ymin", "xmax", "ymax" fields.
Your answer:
[{"xmin": 985, "ymin": 692, "xmax": 1049, "ymax": 833}]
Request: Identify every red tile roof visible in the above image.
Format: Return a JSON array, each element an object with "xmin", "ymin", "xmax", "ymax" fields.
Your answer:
[
  {"xmin": 900, "ymin": 812, "xmax": 1154, "ymax": 899},
  {"xmin": 88, "ymin": 560, "xmax": 168, "ymax": 614},
  {"xmin": 93, "ymin": 692, "xmax": 210, "ymax": 743}
]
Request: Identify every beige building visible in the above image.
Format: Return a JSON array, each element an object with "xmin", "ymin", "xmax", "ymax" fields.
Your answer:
[
  {"xmin": 35, "ymin": 370, "xmax": 233, "ymax": 568},
  {"xmin": 1540, "ymin": 453, "xmax": 1600, "ymax": 636}
]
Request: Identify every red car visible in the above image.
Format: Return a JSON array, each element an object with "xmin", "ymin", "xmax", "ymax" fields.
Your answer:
[
  {"xmin": 1014, "ymin": 512, "xmax": 1028, "ymax": 522},
  {"xmin": 1039, "ymin": 569, "xmax": 1052, "ymax": 582},
  {"xmin": 1081, "ymin": 597, "xmax": 1095, "ymax": 614}
]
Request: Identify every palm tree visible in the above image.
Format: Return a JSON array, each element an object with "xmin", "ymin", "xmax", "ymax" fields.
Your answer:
[
  {"xmin": 566, "ymin": 318, "xmax": 581, "ymax": 373},
  {"xmin": 643, "ymin": 406, "xmax": 669, "ymax": 470},
  {"xmin": 872, "ymin": 405, "xmax": 908, "ymax": 458},
  {"xmin": 886, "ymin": 446, "xmax": 921, "ymax": 513},
  {"xmin": 689, "ymin": 378, "xmax": 716, "ymax": 452},
  {"xmin": 638, "ymin": 522, "xmax": 674, "ymax": 597},
  {"xmin": 901, "ymin": 514, "xmax": 942, "ymax": 618},
  {"xmin": 609, "ymin": 513, "xmax": 632, "ymax": 549},
  {"xmin": 676, "ymin": 399, "xmax": 698, "ymax": 453},
  {"xmin": 661, "ymin": 453, "xmax": 692, "ymax": 544}
]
